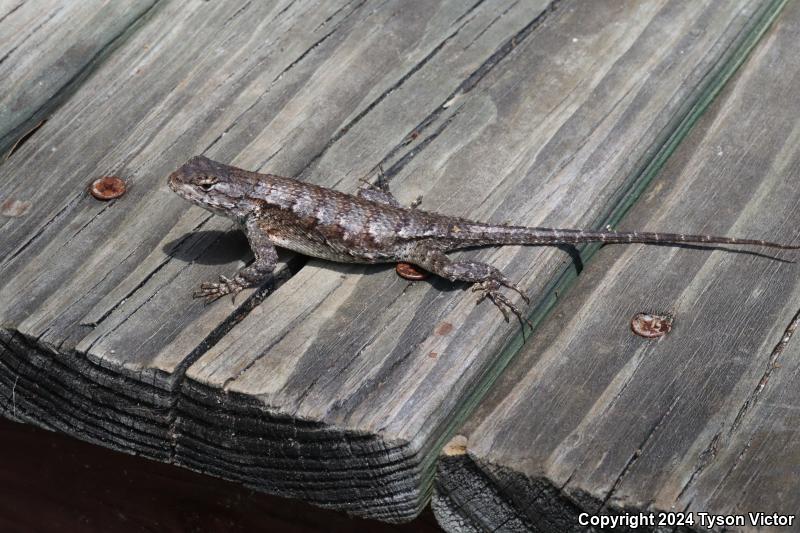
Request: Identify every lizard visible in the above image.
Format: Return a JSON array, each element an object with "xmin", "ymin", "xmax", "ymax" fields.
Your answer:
[{"xmin": 168, "ymin": 155, "xmax": 799, "ymax": 324}]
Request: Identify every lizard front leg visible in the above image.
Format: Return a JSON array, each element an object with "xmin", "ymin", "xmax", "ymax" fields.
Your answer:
[
  {"xmin": 357, "ymin": 186, "xmax": 403, "ymax": 207},
  {"xmin": 405, "ymin": 245, "xmax": 531, "ymax": 326},
  {"xmin": 194, "ymin": 217, "xmax": 278, "ymax": 303}
]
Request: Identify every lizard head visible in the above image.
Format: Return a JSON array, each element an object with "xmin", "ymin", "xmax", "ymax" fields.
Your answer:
[{"xmin": 168, "ymin": 155, "xmax": 253, "ymax": 221}]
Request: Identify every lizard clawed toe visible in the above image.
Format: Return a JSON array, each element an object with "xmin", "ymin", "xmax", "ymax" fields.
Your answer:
[
  {"xmin": 375, "ymin": 164, "xmax": 391, "ymax": 193},
  {"xmin": 472, "ymin": 280, "xmax": 533, "ymax": 328},
  {"xmin": 490, "ymin": 272, "xmax": 530, "ymax": 304},
  {"xmin": 193, "ymin": 275, "xmax": 245, "ymax": 304},
  {"xmin": 502, "ymin": 278, "xmax": 530, "ymax": 304}
]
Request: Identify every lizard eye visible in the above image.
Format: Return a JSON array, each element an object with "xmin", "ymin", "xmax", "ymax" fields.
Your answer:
[{"xmin": 196, "ymin": 177, "xmax": 218, "ymax": 191}]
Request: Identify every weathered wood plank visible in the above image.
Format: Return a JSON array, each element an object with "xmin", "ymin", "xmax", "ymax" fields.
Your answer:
[
  {"xmin": 0, "ymin": 0, "xmax": 552, "ymax": 514},
  {"xmin": 0, "ymin": 0, "xmax": 158, "ymax": 156},
  {"xmin": 0, "ymin": 0, "xmax": 787, "ymax": 523},
  {"xmin": 432, "ymin": 2, "xmax": 800, "ymax": 530},
  {"xmin": 172, "ymin": 0, "xmax": 788, "ymax": 522}
]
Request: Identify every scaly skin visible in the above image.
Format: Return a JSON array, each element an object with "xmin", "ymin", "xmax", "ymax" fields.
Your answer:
[{"xmin": 168, "ymin": 156, "xmax": 798, "ymax": 326}]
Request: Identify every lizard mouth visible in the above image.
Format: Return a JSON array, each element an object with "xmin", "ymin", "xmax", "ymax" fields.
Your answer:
[
  {"xmin": 167, "ymin": 175, "xmax": 201, "ymax": 204},
  {"xmin": 175, "ymin": 185, "xmax": 204, "ymax": 205}
]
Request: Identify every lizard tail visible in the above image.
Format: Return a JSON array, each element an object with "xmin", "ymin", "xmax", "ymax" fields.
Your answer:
[{"xmin": 446, "ymin": 224, "xmax": 800, "ymax": 250}]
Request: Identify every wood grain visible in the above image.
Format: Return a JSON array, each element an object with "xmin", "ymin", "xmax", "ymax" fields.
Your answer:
[
  {"xmin": 433, "ymin": 1, "xmax": 800, "ymax": 530},
  {"xmin": 0, "ymin": 417, "xmax": 443, "ymax": 533},
  {"xmin": 0, "ymin": 0, "xmax": 552, "ymax": 515},
  {"xmin": 0, "ymin": 0, "xmax": 158, "ymax": 156},
  {"xmin": 176, "ymin": 0, "xmax": 787, "ymax": 522},
  {"xmin": 0, "ymin": 0, "xmax": 787, "ymax": 523}
]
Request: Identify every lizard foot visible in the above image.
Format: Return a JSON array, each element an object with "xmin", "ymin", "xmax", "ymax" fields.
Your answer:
[
  {"xmin": 486, "ymin": 270, "xmax": 530, "ymax": 305},
  {"xmin": 193, "ymin": 275, "xmax": 246, "ymax": 303},
  {"xmin": 357, "ymin": 164, "xmax": 391, "ymax": 193},
  {"xmin": 472, "ymin": 279, "xmax": 533, "ymax": 328}
]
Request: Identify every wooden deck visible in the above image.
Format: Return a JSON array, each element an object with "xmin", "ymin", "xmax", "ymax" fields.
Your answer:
[
  {"xmin": 433, "ymin": 1, "xmax": 800, "ymax": 531},
  {"xmin": 1, "ymin": 0, "xmax": 798, "ymax": 530}
]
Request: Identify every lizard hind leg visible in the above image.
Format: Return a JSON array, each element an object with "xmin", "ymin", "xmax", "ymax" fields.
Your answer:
[{"xmin": 406, "ymin": 246, "xmax": 532, "ymax": 327}]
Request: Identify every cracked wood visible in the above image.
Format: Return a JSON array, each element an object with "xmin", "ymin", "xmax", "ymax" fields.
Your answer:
[
  {"xmin": 0, "ymin": 0, "xmax": 560, "ymax": 521},
  {"xmin": 177, "ymin": 0, "xmax": 784, "ymax": 522},
  {"xmin": 0, "ymin": 0, "xmax": 790, "ymax": 525}
]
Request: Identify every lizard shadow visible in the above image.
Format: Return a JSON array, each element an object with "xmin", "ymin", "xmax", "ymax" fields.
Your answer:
[
  {"xmin": 161, "ymin": 231, "xmax": 791, "ymax": 293},
  {"xmin": 163, "ymin": 229, "xmax": 252, "ymax": 265},
  {"xmin": 162, "ymin": 232, "xmax": 587, "ymax": 292},
  {"xmin": 557, "ymin": 244, "xmax": 584, "ymax": 273},
  {"xmin": 163, "ymin": 229, "xmax": 416, "ymax": 277}
]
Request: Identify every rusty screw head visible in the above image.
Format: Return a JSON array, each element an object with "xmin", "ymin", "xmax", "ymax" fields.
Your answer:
[
  {"xmin": 631, "ymin": 312, "xmax": 673, "ymax": 339},
  {"xmin": 396, "ymin": 262, "xmax": 430, "ymax": 281},
  {"xmin": 90, "ymin": 176, "xmax": 126, "ymax": 200}
]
